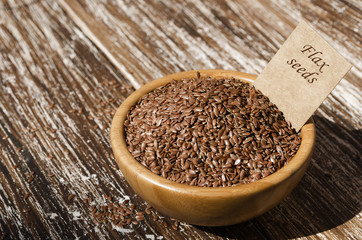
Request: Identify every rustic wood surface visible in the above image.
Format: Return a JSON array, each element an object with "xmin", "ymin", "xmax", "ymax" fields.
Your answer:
[{"xmin": 0, "ymin": 0, "xmax": 361, "ymax": 239}]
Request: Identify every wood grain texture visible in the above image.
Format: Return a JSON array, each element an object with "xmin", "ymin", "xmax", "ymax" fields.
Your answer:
[
  {"xmin": 57, "ymin": 0, "xmax": 362, "ymax": 129},
  {"xmin": 0, "ymin": 0, "xmax": 138, "ymax": 239},
  {"xmin": 0, "ymin": 0, "xmax": 361, "ymax": 239}
]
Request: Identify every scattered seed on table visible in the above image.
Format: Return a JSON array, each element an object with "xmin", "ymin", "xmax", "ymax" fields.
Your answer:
[
  {"xmin": 50, "ymin": 128, "xmax": 57, "ymax": 133},
  {"xmin": 24, "ymin": 193, "xmax": 30, "ymax": 200},
  {"xmin": 68, "ymin": 194, "xmax": 75, "ymax": 201},
  {"xmin": 24, "ymin": 207, "xmax": 31, "ymax": 213},
  {"xmin": 27, "ymin": 176, "xmax": 34, "ymax": 183}
]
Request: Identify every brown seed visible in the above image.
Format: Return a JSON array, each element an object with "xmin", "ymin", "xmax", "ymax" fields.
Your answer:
[
  {"xmin": 125, "ymin": 76, "xmax": 301, "ymax": 186},
  {"xmin": 27, "ymin": 176, "xmax": 34, "ymax": 183},
  {"xmin": 24, "ymin": 193, "xmax": 30, "ymax": 200},
  {"xmin": 50, "ymin": 128, "xmax": 57, "ymax": 133},
  {"xmin": 24, "ymin": 207, "xmax": 31, "ymax": 213},
  {"xmin": 68, "ymin": 194, "xmax": 75, "ymax": 201}
]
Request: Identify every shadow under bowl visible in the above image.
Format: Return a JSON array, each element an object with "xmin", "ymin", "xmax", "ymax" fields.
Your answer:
[{"xmin": 110, "ymin": 69, "xmax": 315, "ymax": 226}]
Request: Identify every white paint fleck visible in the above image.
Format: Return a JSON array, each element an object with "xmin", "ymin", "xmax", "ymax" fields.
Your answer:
[
  {"xmin": 81, "ymin": 175, "xmax": 91, "ymax": 181},
  {"xmin": 145, "ymin": 234, "xmax": 155, "ymax": 240},
  {"xmin": 70, "ymin": 211, "xmax": 82, "ymax": 220},
  {"xmin": 113, "ymin": 225, "xmax": 134, "ymax": 233},
  {"xmin": 48, "ymin": 213, "xmax": 59, "ymax": 220}
]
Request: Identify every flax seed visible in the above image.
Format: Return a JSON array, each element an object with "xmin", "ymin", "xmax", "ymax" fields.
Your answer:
[
  {"xmin": 68, "ymin": 194, "xmax": 75, "ymax": 201},
  {"xmin": 27, "ymin": 176, "xmax": 34, "ymax": 183},
  {"xmin": 125, "ymin": 75, "xmax": 301, "ymax": 186},
  {"xmin": 24, "ymin": 193, "xmax": 30, "ymax": 200},
  {"xmin": 24, "ymin": 207, "xmax": 31, "ymax": 213}
]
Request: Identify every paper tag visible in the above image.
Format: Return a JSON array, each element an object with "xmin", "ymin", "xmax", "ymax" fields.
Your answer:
[{"xmin": 254, "ymin": 21, "xmax": 352, "ymax": 131}]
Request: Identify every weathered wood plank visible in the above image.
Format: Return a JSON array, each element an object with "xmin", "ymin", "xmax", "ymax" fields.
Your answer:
[
  {"xmin": 57, "ymin": 0, "xmax": 361, "ymax": 129},
  {"xmin": 0, "ymin": 0, "xmax": 141, "ymax": 239},
  {"xmin": 55, "ymin": 0, "xmax": 362, "ymax": 239},
  {"xmin": 0, "ymin": 0, "xmax": 360, "ymax": 239}
]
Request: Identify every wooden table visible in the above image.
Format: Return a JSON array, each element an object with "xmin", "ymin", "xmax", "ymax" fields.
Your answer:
[{"xmin": 0, "ymin": 0, "xmax": 361, "ymax": 239}]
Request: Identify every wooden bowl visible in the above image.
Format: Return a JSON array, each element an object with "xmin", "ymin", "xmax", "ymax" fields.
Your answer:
[{"xmin": 110, "ymin": 69, "xmax": 315, "ymax": 226}]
